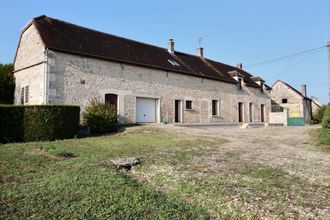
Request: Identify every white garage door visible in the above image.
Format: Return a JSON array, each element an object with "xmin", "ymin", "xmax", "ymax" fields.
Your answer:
[{"xmin": 136, "ymin": 98, "xmax": 156, "ymax": 123}]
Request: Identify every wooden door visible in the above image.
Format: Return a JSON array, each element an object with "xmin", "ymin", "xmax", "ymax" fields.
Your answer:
[
  {"xmin": 238, "ymin": 102, "xmax": 243, "ymax": 123},
  {"xmin": 260, "ymin": 104, "xmax": 265, "ymax": 122},
  {"xmin": 175, "ymin": 100, "xmax": 182, "ymax": 123},
  {"xmin": 105, "ymin": 94, "xmax": 118, "ymax": 113}
]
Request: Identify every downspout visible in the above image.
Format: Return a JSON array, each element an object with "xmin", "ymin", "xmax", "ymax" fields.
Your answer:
[{"xmin": 43, "ymin": 48, "xmax": 49, "ymax": 104}]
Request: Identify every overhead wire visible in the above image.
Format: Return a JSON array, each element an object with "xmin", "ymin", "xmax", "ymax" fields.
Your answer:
[{"xmin": 245, "ymin": 45, "xmax": 327, "ymax": 68}]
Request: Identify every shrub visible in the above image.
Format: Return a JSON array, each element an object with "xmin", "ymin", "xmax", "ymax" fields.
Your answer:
[
  {"xmin": 321, "ymin": 105, "xmax": 330, "ymax": 129},
  {"xmin": 0, "ymin": 105, "xmax": 80, "ymax": 143},
  {"xmin": 0, "ymin": 105, "xmax": 24, "ymax": 142},
  {"xmin": 313, "ymin": 105, "xmax": 326, "ymax": 124},
  {"xmin": 83, "ymin": 99, "xmax": 117, "ymax": 134}
]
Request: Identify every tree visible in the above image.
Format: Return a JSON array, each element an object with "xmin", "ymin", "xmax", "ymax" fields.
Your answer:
[{"xmin": 0, "ymin": 63, "xmax": 14, "ymax": 104}]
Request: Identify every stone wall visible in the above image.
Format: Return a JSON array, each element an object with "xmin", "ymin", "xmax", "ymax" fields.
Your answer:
[
  {"xmin": 269, "ymin": 110, "xmax": 288, "ymax": 125},
  {"xmin": 13, "ymin": 24, "xmax": 45, "ymax": 104},
  {"xmin": 47, "ymin": 51, "xmax": 271, "ymax": 124}
]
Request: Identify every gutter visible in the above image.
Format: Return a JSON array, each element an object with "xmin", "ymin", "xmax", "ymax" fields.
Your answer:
[
  {"xmin": 12, "ymin": 61, "xmax": 44, "ymax": 73},
  {"xmin": 43, "ymin": 48, "xmax": 49, "ymax": 104}
]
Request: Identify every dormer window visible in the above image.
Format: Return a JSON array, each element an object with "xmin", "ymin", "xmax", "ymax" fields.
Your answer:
[
  {"xmin": 260, "ymin": 82, "xmax": 264, "ymax": 92},
  {"xmin": 168, "ymin": 59, "xmax": 180, "ymax": 66},
  {"xmin": 238, "ymin": 77, "xmax": 243, "ymax": 89},
  {"xmin": 250, "ymin": 76, "xmax": 265, "ymax": 93}
]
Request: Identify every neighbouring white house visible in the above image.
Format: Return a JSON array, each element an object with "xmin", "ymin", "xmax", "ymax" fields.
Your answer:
[{"xmin": 13, "ymin": 15, "xmax": 272, "ymax": 124}]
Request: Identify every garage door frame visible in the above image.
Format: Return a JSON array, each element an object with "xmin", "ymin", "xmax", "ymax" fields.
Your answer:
[{"xmin": 135, "ymin": 96, "xmax": 160, "ymax": 123}]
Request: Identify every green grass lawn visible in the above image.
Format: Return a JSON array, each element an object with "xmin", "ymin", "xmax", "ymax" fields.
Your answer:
[
  {"xmin": 1, "ymin": 126, "xmax": 329, "ymax": 219},
  {"xmin": 318, "ymin": 128, "xmax": 330, "ymax": 146},
  {"xmin": 0, "ymin": 127, "xmax": 210, "ymax": 219},
  {"xmin": 310, "ymin": 128, "xmax": 330, "ymax": 152}
]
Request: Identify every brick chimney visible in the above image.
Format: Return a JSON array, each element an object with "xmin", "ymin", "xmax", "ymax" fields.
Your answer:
[
  {"xmin": 168, "ymin": 39, "xmax": 174, "ymax": 54},
  {"xmin": 236, "ymin": 63, "xmax": 243, "ymax": 69},
  {"xmin": 196, "ymin": 47, "xmax": 204, "ymax": 57},
  {"xmin": 301, "ymin": 84, "xmax": 307, "ymax": 97}
]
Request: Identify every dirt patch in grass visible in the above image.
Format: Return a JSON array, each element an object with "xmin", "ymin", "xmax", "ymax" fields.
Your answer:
[{"xmin": 31, "ymin": 146, "xmax": 76, "ymax": 161}]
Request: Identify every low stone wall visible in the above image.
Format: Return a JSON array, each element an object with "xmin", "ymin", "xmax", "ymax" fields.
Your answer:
[{"xmin": 269, "ymin": 110, "xmax": 288, "ymax": 125}]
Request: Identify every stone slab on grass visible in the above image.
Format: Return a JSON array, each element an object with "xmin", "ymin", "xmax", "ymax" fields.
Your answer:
[{"xmin": 111, "ymin": 157, "xmax": 141, "ymax": 170}]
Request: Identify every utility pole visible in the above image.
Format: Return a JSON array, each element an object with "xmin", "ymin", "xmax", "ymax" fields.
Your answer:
[{"xmin": 328, "ymin": 42, "xmax": 330, "ymax": 104}]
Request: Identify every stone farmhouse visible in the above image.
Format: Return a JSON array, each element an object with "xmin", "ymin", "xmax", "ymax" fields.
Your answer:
[
  {"xmin": 13, "ymin": 15, "xmax": 272, "ymax": 124},
  {"xmin": 271, "ymin": 80, "xmax": 312, "ymax": 124}
]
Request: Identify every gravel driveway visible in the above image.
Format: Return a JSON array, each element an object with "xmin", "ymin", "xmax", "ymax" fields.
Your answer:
[{"xmin": 136, "ymin": 124, "xmax": 330, "ymax": 218}]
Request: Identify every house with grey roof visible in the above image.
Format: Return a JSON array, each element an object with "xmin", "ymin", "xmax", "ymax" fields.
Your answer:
[{"xmin": 13, "ymin": 15, "xmax": 271, "ymax": 124}]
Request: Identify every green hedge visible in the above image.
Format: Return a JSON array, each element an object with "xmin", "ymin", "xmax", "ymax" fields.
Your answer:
[
  {"xmin": 0, "ymin": 105, "xmax": 80, "ymax": 143},
  {"xmin": 313, "ymin": 105, "xmax": 326, "ymax": 124},
  {"xmin": 321, "ymin": 105, "xmax": 330, "ymax": 129}
]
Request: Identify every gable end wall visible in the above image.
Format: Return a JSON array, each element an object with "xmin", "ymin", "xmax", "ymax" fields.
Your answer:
[{"xmin": 13, "ymin": 24, "xmax": 45, "ymax": 104}]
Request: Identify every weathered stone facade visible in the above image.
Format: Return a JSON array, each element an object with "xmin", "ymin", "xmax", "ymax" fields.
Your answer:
[
  {"xmin": 271, "ymin": 81, "xmax": 312, "ymax": 124},
  {"xmin": 13, "ymin": 24, "xmax": 46, "ymax": 104},
  {"xmin": 47, "ymin": 51, "xmax": 271, "ymax": 124},
  {"xmin": 14, "ymin": 23, "xmax": 271, "ymax": 124}
]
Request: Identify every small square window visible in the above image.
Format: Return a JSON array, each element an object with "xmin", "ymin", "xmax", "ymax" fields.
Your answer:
[
  {"xmin": 185, "ymin": 100, "xmax": 192, "ymax": 110},
  {"xmin": 168, "ymin": 59, "xmax": 180, "ymax": 66},
  {"xmin": 282, "ymin": 98, "xmax": 288, "ymax": 103}
]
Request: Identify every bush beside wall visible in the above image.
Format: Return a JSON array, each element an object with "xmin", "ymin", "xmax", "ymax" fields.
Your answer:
[
  {"xmin": 83, "ymin": 99, "xmax": 117, "ymax": 134},
  {"xmin": 0, "ymin": 105, "xmax": 80, "ymax": 143},
  {"xmin": 321, "ymin": 105, "xmax": 330, "ymax": 129},
  {"xmin": 313, "ymin": 105, "xmax": 326, "ymax": 124}
]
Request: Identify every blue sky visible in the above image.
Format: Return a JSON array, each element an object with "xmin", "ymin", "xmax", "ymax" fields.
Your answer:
[{"xmin": 1, "ymin": 0, "xmax": 329, "ymax": 103}]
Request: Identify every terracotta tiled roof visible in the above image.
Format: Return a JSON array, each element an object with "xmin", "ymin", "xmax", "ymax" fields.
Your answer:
[{"xmin": 31, "ymin": 15, "xmax": 262, "ymax": 87}]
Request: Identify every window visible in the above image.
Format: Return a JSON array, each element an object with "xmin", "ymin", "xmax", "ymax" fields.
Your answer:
[
  {"xmin": 212, "ymin": 100, "xmax": 219, "ymax": 116},
  {"xmin": 185, "ymin": 100, "xmax": 192, "ymax": 110},
  {"xmin": 25, "ymin": 86, "xmax": 29, "ymax": 104},
  {"xmin": 282, "ymin": 98, "xmax": 288, "ymax": 103},
  {"xmin": 168, "ymin": 59, "xmax": 180, "ymax": 66},
  {"xmin": 20, "ymin": 86, "xmax": 29, "ymax": 104},
  {"xmin": 20, "ymin": 87, "xmax": 24, "ymax": 104},
  {"xmin": 260, "ymin": 83, "xmax": 264, "ymax": 92}
]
